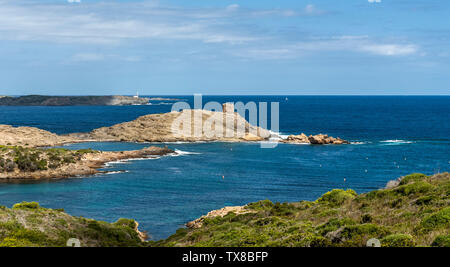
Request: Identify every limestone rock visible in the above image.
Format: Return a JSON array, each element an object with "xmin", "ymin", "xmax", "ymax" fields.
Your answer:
[
  {"xmin": 282, "ymin": 133, "xmax": 349, "ymax": 145},
  {"xmin": 0, "ymin": 125, "xmax": 79, "ymax": 147},
  {"xmin": 71, "ymin": 109, "xmax": 271, "ymax": 143}
]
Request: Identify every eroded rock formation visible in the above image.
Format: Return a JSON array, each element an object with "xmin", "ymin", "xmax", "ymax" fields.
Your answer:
[{"xmin": 282, "ymin": 133, "xmax": 349, "ymax": 145}]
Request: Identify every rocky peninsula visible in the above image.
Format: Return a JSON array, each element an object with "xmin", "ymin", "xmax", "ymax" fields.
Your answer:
[
  {"xmin": 69, "ymin": 109, "xmax": 273, "ymax": 143},
  {"xmin": 0, "ymin": 145, "xmax": 173, "ymax": 180},
  {"xmin": 1, "ymin": 109, "xmax": 349, "ymax": 147},
  {"xmin": 0, "ymin": 95, "xmax": 150, "ymax": 106}
]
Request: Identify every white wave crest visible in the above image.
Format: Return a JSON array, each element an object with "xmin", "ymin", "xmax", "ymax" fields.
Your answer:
[
  {"xmin": 351, "ymin": 141, "xmax": 370, "ymax": 145},
  {"xmin": 172, "ymin": 149, "xmax": 202, "ymax": 156},
  {"xmin": 104, "ymin": 156, "xmax": 161, "ymax": 166},
  {"xmin": 380, "ymin": 140, "xmax": 414, "ymax": 144}
]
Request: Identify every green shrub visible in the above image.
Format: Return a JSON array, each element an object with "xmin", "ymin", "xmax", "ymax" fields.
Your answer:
[
  {"xmin": 317, "ymin": 218, "xmax": 356, "ymax": 236},
  {"xmin": 339, "ymin": 224, "xmax": 389, "ymax": 241},
  {"xmin": 395, "ymin": 181, "xmax": 433, "ymax": 196},
  {"xmin": 415, "ymin": 195, "xmax": 435, "ymax": 205},
  {"xmin": 382, "ymin": 234, "xmax": 415, "ymax": 247},
  {"xmin": 10, "ymin": 228, "xmax": 49, "ymax": 245},
  {"xmin": 269, "ymin": 202, "xmax": 297, "ymax": 216},
  {"xmin": 0, "ymin": 237, "xmax": 37, "ymax": 247},
  {"xmin": 5, "ymin": 160, "xmax": 16, "ymax": 172},
  {"xmin": 399, "ymin": 173, "xmax": 428, "ymax": 185},
  {"xmin": 431, "ymin": 235, "xmax": 450, "ymax": 247},
  {"xmin": 420, "ymin": 207, "xmax": 450, "ymax": 231},
  {"xmin": 114, "ymin": 218, "xmax": 137, "ymax": 229},
  {"xmin": 306, "ymin": 235, "xmax": 332, "ymax": 247},
  {"xmin": 247, "ymin": 200, "xmax": 274, "ymax": 211},
  {"xmin": 12, "ymin": 202, "xmax": 40, "ymax": 210},
  {"xmin": 76, "ymin": 149, "xmax": 98, "ymax": 154},
  {"xmin": 360, "ymin": 214, "xmax": 373, "ymax": 223},
  {"xmin": 317, "ymin": 189, "xmax": 357, "ymax": 206}
]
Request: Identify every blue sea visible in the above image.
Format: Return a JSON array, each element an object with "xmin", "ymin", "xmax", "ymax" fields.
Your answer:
[{"xmin": 0, "ymin": 96, "xmax": 449, "ymax": 240}]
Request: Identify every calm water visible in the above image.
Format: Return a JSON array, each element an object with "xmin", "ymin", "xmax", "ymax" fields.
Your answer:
[{"xmin": 0, "ymin": 96, "xmax": 449, "ymax": 240}]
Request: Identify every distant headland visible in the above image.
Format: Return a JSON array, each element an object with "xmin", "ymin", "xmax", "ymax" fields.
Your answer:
[{"xmin": 0, "ymin": 95, "xmax": 152, "ymax": 106}]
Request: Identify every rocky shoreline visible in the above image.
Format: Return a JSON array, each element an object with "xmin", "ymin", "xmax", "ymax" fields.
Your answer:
[
  {"xmin": 281, "ymin": 133, "xmax": 349, "ymax": 145},
  {"xmin": 1, "ymin": 108, "xmax": 350, "ymax": 148},
  {"xmin": 0, "ymin": 108, "xmax": 350, "ymax": 181},
  {"xmin": 0, "ymin": 146, "xmax": 173, "ymax": 180}
]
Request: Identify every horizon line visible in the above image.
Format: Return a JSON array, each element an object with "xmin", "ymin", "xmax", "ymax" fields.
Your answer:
[{"xmin": 3, "ymin": 94, "xmax": 450, "ymax": 97}]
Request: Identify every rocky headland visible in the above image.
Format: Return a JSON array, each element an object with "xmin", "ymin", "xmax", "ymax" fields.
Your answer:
[
  {"xmin": 0, "ymin": 95, "xmax": 150, "ymax": 106},
  {"xmin": 0, "ymin": 145, "xmax": 173, "ymax": 180},
  {"xmin": 0, "ymin": 202, "xmax": 147, "ymax": 247},
  {"xmin": 156, "ymin": 172, "xmax": 450, "ymax": 247},
  {"xmin": 69, "ymin": 109, "xmax": 273, "ymax": 143},
  {"xmin": 1, "ymin": 109, "xmax": 349, "ymax": 148}
]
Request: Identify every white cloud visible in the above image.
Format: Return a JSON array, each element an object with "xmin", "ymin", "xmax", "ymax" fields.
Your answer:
[
  {"xmin": 360, "ymin": 44, "xmax": 418, "ymax": 56},
  {"xmin": 0, "ymin": 1, "xmax": 328, "ymax": 46},
  {"xmin": 232, "ymin": 36, "xmax": 419, "ymax": 59},
  {"xmin": 70, "ymin": 53, "xmax": 141, "ymax": 62},
  {"xmin": 0, "ymin": 1, "xmax": 419, "ymax": 61},
  {"xmin": 304, "ymin": 4, "xmax": 318, "ymax": 15},
  {"xmin": 226, "ymin": 4, "xmax": 240, "ymax": 12},
  {"xmin": 0, "ymin": 1, "xmax": 266, "ymax": 45},
  {"xmin": 71, "ymin": 53, "xmax": 104, "ymax": 61}
]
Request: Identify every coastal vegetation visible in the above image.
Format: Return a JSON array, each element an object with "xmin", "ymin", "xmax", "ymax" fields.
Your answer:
[
  {"xmin": 0, "ymin": 146, "xmax": 97, "ymax": 173},
  {"xmin": 0, "ymin": 145, "xmax": 173, "ymax": 180},
  {"xmin": 0, "ymin": 202, "xmax": 144, "ymax": 247},
  {"xmin": 0, "ymin": 172, "xmax": 448, "ymax": 247},
  {"xmin": 154, "ymin": 172, "xmax": 450, "ymax": 247}
]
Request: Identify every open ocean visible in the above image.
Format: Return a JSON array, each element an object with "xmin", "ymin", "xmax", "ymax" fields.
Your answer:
[{"xmin": 0, "ymin": 96, "xmax": 449, "ymax": 240}]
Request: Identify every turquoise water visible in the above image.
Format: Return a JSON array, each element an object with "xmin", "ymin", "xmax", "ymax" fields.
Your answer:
[{"xmin": 0, "ymin": 96, "xmax": 449, "ymax": 240}]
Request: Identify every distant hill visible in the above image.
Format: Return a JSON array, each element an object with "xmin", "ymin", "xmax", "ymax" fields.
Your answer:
[{"xmin": 0, "ymin": 95, "xmax": 149, "ymax": 106}]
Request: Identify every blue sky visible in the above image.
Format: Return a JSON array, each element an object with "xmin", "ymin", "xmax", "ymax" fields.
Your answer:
[{"xmin": 0, "ymin": 0, "xmax": 449, "ymax": 95}]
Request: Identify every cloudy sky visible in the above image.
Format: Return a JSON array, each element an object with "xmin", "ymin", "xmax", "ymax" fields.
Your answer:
[{"xmin": 0, "ymin": 0, "xmax": 449, "ymax": 95}]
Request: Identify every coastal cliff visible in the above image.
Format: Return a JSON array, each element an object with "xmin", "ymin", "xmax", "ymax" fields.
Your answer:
[
  {"xmin": 155, "ymin": 173, "xmax": 450, "ymax": 247},
  {"xmin": 0, "ymin": 145, "xmax": 173, "ymax": 180},
  {"xmin": 0, "ymin": 95, "xmax": 150, "ymax": 106}
]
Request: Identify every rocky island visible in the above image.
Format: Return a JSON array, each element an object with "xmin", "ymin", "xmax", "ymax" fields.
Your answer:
[
  {"xmin": 282, "ymin": 133, "xmax": 349, "ymax": 145},
  {"xmin": 0, "ymin": 95, "xmax": 150, "ymax": 106}
]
